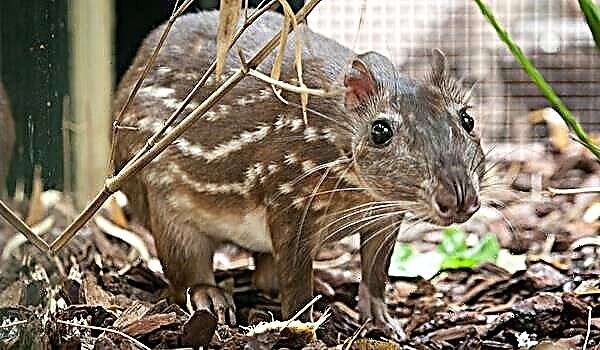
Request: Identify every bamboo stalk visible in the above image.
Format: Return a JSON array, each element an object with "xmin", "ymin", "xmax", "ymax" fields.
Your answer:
[{"xmin": 50, "ymin": 0, "xmax": 323, "ymax": 252}]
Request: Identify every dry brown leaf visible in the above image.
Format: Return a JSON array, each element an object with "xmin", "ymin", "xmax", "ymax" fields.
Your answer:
[
  {"xmin": 528, "ymin": 108, "xmax": 570, "ymax": 152},
  {"xmin": 216, "ymin": 0, "xmax": 242, "ymax": 81},
  {"xmin": 25, "ymin": 166, "xmax": 44, "ymax": 226},
  {"xmin": 574, "ymin": 279, "xmax": 600, "ymax": 295},
  {"xmin": 113, "ymin": 301, "xmax": 152, "ymax": 329},
  {"xmin": 349, "ymin": 339, "xmax": 400, "ymax": 350},
  {"xmin": 82, "ymin": 274, "xmax": 115, "ymax": 307}
]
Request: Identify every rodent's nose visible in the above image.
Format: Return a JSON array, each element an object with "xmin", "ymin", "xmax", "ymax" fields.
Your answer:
[{"xmin": 432, "ymin": 184, "xmax": 480, "ymax": 224}]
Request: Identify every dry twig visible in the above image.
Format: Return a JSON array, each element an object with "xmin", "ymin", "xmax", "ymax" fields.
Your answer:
[
  {"xmin": 56, "ymin": 319, "xmax": 151, "ymax": 350},
  {"xmin": 0, "ymin": 200, "xmax": 49, "ymax": 252},
  {"xmin": 108, "ymin": 0, "xmax": 195, "ymax": 176}
]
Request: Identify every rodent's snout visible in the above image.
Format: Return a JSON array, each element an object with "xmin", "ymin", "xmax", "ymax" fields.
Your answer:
[{"xmin": 430, "ymin": 176, "xmax": 480, "ymax": 226}]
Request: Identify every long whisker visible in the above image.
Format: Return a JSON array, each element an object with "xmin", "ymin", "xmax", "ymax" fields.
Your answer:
[
  {"xmin": 320, "ymin": 209, "xmax": 408, "ymax": 243},
  {"xmin": 323, "ymin": 160, "xmax": 354, "ymax": 220},
  {"xmin": 293, "ymin": 187, "xmax": 373, "ymax": 201},
  {"xmin": 366, "ymin": 220, "xmax": 402, "ymax": 278},
  {"xmin": 481, "ymin": 202, "xmax": 516, "ymax": 238},
  {"xmin": 293, "ymin": 165, "xmax": 332, "ymax": 269},
  {"xmin": 296, "ymin": 166, "xmax": 331, "ymax": 239},
  {"xmin": 318, "ymin": 202, "xmax": 410, "ymax": 236},
  {"xmin": 268, "ymin": 158, "xmax": 349, "ymax": 210},
  {"xmin": 360, "ymin": 218, "xmax": 401, "ymax": 251},
  {"xmin": 292, "ymin": 159, "xmax": 349, "ymax": 186}
]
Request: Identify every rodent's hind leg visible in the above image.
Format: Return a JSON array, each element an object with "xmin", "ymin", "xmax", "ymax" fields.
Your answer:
[
  {"xmin": 359, "ymin": 224, "xmax": 406, "ymax": 341},
  {"xmin": 252, "ymin": 253, "xmax": 279, "ymax": 296},
  {"xmin": 148, "ymin": 196, "xmax": 235, "ymax": 324}
]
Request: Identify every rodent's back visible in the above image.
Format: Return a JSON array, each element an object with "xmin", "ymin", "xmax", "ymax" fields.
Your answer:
[{"xmin": 113, "ymin": 11, "xmax": 357, "ymax": 212}]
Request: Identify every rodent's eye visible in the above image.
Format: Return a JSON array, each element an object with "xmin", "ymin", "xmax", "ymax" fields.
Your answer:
[
  {"xmin": 459, "ymin": 108, "xmax": 474, "ymax": 133},
  {"xmin": 370, "ymin": 120, "xmax": 393, "ymax": 146}
]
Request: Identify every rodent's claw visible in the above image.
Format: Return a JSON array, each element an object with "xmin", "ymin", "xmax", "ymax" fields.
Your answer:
[
  {"xmin": 190, "ymin": 285, "xmax": 236, "ymax": 326},
  {"xmin": 368, "ymin": 297, "xmax": 407, "ymax": 342},
  {"xmin": 378, "ymin": 315, "xmax": 406, "ymax": 343}
]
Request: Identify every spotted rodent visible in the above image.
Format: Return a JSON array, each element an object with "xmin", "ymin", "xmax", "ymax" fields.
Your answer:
[
  {"xmin": 113, "ymin": 10, "xmax": 484, "ymax": 339},
  {"xmin": 0, "ymin": 81, "xmax": 15, "ymax": 196}
]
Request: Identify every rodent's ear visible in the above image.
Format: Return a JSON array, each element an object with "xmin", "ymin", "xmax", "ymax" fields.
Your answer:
[
  {"xmin": 431, "ymin": 49, "xmax": 447, "ymax": 77},
  {"xmin": 344, "ymin": 58, "xmax": 376, "ymax": 110}
]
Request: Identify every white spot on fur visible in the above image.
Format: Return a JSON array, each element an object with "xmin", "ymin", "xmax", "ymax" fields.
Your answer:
[
  {"xmin": 145, "ymin": 168, "xmax": 175, "ymax": 187},
  {"xmin": 290, "ymin": 118, "xmax": 304, "ymax": 132},
  {"xmin": 140, "ymin": 86, "xmax": 175, "ymax": 98},
  {"xmin": 292, "ymin": 196, "xmax": 305, "ymax": 209},
  {"xmin": 258, "ymin": 88, "xmax": 272, "ymax": 100},
  {"xmin": 284, "ymin": 153, "xmax": 297, "ymax": 165},
  {"xmin": 278, "ymin": 182, "xmax": 294, "ymax": 194},
  {"xmin": 246, "ymin": 163, "xmax": 264, "ymax": 181},
  {"xmin": 137, "ymin": 117, "xmax": 162, "ymax": 132},
  {"xmin": 301, "ymin": 160, "xmax": 317, "ymax": 173},
  {"xmin": 170, "ymin": 162, "xmax": 260, "ymax": 197},
  {"xmin": 304, "ymin": 127, "xmax": 319, "ymax": 142},
  {"xmin": 205, "ymin": 110, "xmax": 219, "ymax": 121},
  {"xmin": 274, "ymin": 114, "xmax": 288, "ymax": 130},
  {"xmin": 235, "ymin": 95, "xmax": 256, "ymax": 106},
  {"xmin": 157, "ymin": 66, "xmax": 171, "ymax": 75},
  {"xmin": 170, "ymin": 125, "xmax": 272, "ymax": 162},
  {"xmin": 321, "ymin": 127, "xmax": 337, "ymax": 143},
  {"xmin": 267, "ymin": 164, "xmax": 279, "ymax": 174},
  {"xmin": 207, "ymin": 125, "xmax": 271, "ymax": 162},
  {"xmin": 163, "ymin": 98, "xmax": 180, "ymax": 110},
  {"xmin": 217, "ymin": 105, "xmax": 231, "ymax": 114},
  {"xmin": 206, "ymin": 76, "xmax": 215, "ymax": 86},
  {"xmin": 311, "ymin": 200, "xmax": 329, "ymax": 211}
]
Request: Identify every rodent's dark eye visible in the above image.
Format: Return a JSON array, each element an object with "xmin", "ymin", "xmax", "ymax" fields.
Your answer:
[
  {"xmin": 370, "ymin": 120, "xmax": 393, "ymax": 146},
  {"xmin": 459, "ymin": 108, "xmax": 474, "ymax": 133}
]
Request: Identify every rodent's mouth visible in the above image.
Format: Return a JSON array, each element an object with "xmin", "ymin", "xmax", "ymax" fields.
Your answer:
[
  {"xmin": 428, "ymin": 212, "xmax": 475, "ymax": 227},
  {"xmin": 426, "ymin": 194, "xmax": 481, "ymax": 227}
]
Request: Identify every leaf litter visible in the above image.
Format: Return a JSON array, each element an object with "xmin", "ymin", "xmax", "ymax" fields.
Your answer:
[{"xmin": 0, "ymin": 142, "xmax": 598, "ymax": 349}]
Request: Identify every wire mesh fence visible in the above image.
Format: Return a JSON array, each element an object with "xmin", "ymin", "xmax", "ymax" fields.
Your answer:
[{"xmin": 310, "ymin": 0, "xmax": 599, "ymax": 155}]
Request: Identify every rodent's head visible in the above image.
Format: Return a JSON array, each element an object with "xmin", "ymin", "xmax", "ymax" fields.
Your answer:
[{"xmin": 340, "ymin": 50, "xmax": 484, "ymax": 226}]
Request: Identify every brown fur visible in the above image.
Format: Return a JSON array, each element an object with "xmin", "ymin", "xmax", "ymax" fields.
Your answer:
[{"xmin": 113, "ymin": 10, "xmax": 485, "ymax": 338}]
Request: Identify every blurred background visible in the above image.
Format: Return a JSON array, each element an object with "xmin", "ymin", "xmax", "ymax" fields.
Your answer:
[{"xmin": 0, "ymin": 0, "xmax": 598, "ymax": 207}]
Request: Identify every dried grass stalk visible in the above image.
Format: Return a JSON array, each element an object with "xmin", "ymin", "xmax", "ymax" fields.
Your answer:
[{"xmin": 216, "ymin": 0, "xmax": 243, "ymax": 80}]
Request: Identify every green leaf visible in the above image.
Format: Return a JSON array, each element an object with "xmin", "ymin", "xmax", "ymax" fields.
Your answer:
[
  {"xmin": 388, "ymin": 227, "xmax": 526, "ymax": 280},
  {"xmin": 463, "ymin": 234, "xmax": 499, "ymax": 262},
  {"xmin": 388, "ymin": 243, "xmax": 445, "ymax": 280},
  {"xmin": 579, "ymin": 0, "xmax": 600, "ymax": 54},
  {"xmin": 496, "ymin": 249, "xmax": 527, "ymax": 274},
  {"xmin": 438, "ymin": 226, "xmax": 467, "ymax": 255}
]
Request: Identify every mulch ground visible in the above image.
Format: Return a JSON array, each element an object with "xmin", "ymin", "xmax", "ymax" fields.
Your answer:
[{"xmin": 0, "ymin": 143, "xmax": 598, "ymax": 349}]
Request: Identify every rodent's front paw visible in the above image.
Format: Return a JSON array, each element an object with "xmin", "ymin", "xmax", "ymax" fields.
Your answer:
[{"xmin": 189, "ymin": 285, "xmax": 236, "ymax": 325}]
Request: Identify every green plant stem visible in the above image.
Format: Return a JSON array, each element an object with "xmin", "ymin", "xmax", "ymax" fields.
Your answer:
[
  {"xmin": 473, "ymin": 0, "xmax": 600, "ymax": 161},
  {"xmin": 579, "ymin": 0, "xmax": 600, "ymax": 55}
]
